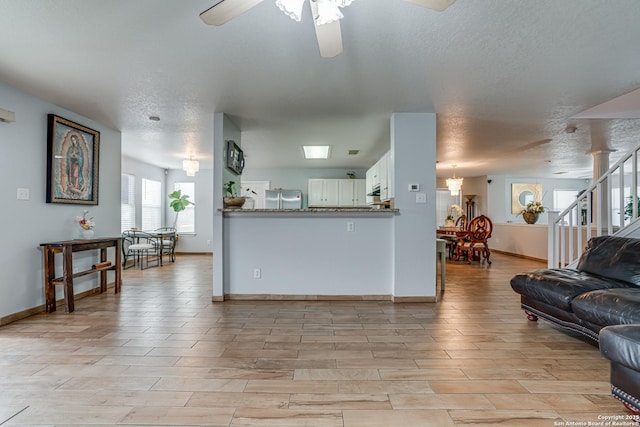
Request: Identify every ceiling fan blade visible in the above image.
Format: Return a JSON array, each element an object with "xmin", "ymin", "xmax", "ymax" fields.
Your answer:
[
  {"xmin": 310, "ymin": 1, "xmax": 343, "ymax": 58},
  {"xmin": 200, "ymin": 0, "xmax": 264, "ymax": 26},
  {"xmin": 403, "ymin": 0, "xmax": 456, "ymax": 12}
]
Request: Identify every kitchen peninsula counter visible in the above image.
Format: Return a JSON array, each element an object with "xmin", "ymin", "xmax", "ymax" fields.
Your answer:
[
  {"xmin": 222, "ymin": 207, "xmax": 396, "ymax": 299},
  {"xmin": 222, "ymin": 208, "xmax": 399, "ymax": 217}
]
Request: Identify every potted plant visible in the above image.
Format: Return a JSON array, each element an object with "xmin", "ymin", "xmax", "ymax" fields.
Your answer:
[
  {"xmin": 624, "ymin": 196, "xmax": 640, "ymax": 221},
  {"xmin": 520, "ymin": 200, "xmax": 545, "ymax": 224},
  {"xmin": 224, "ymin": 181, "xmax": 245, "ymax": 209},
  {"xmin": 168, "ymin": 189, "xmax": 193, "ymax": 228}
]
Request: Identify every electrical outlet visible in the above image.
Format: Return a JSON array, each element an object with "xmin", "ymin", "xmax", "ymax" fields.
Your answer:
[
  {"xmin": 347, "ymin": 222, "xmax": 355, "ymax": 232},
  {"xmin": 253, "ymin": 268, "xmax": 261, "ymax": 279}
]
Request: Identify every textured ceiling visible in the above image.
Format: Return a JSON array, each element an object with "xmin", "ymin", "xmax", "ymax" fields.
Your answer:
[{"xmin": 1, "ymin": 0, "xmax": 640, "ymax": 179}]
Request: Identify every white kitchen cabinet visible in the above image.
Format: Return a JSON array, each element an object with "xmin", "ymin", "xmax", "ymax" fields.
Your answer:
[
  {"xmin": 366, "ymin": 151, "xmax": 394, "ymax": 204},
  {"xmin": 308, "ymin": 179, "xmax": 339, "ymax": 207},
  {"xmin": 366, "ymin": 160, "xmax": 380, "ymax": 205},
  {"xmin": 379, "ymin": 152, "xmax": 389, "ymax": 201},
  {"xmin": 339, "ymin": 179, "xmax": 367, "ymax": 207},
  {"xmin": 383, "ymin": 150, "xmax": 394, "ymax": 201}
]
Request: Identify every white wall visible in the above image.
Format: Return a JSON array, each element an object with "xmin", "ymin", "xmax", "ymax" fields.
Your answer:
[
  {"xmin": 487, "ymin": 175, "xmax": 589, "ymax": 225},
  {"xmin": 0, "ymin": 81, "xmax": 121, "ymax": 320}
]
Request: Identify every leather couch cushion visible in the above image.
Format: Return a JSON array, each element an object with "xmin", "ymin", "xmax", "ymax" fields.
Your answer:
[
  {"xmin": 572, "ymin": 288, "xmax": 640, "ymax": 326},
  {"xmin": 577, "ymin": 235, "xmax": 640, "ymax": 286},
  {"xmin": 600, "ymin": 324, "xmax": 640, "ymax": 372},
  {"xmin": 510, "ymin": 268, "xmax": 634, "ymax": 311}
]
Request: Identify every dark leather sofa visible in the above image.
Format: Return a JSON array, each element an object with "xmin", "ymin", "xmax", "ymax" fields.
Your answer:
[
  {"xmin": 510, "ymin": 235, "xmax": 640, "ymax": 414},
  {"xmin": 510, "ymin": 235, "xmax": 640, "ymax": 341},
  {"xmin": 600, "ymin": 325, "xmax": 640, "ymax": 415}
]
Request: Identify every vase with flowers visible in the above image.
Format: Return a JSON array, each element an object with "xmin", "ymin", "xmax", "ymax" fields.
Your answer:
[
  {"xmin": 520, "ymin": 201, "xmax": 545, "ymax": 224},
  {"xmin": 76, "ymin": 209, "xmax": 95, "ymax": 238},
  {"xmin": 446, "ymin": 204, "xmax": 462, "ymax": 226}
]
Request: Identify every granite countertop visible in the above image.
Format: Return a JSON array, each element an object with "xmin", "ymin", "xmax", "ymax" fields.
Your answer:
[{"xmin": 221, "ymin": 208, "xmax": 399, "ymax": 216}]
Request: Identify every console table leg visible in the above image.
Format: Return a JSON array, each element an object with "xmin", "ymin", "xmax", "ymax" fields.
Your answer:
[
  {"xmin": 62, "ymin": 245, "xmax": 75, "ymax": 313},
  {"xmin": 43, "ymin": 248, "xmax": 56, "ymax": 313},
  {"xmin": 100, "ymin": 248, "xmax": 108, "ymax": 293},
  {"xmin": 115, "ymin": 239, "xmax": 122, "ymax": 293}
]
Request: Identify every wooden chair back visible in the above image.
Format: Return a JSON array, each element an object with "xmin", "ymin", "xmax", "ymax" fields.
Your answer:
[
  {"xmin": 468, "ymin": 215, "xmax": 492, "ymax": 242},
  {"xmin": 455, "ymin": 215, "xmax": 469, "ymax": 230}
]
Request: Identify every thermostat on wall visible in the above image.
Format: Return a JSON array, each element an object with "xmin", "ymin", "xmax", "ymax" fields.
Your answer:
[{"xmin": 408, "ymin": 183, "xmax": 419, "ymax": 192}]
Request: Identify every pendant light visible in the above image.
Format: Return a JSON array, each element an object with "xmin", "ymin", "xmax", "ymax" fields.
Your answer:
[{"xmin": 446, "ymin": 165, "xmax": 463, "ymax": 196}]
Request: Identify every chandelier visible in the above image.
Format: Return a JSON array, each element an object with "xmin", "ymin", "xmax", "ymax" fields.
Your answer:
[
  {"xmin": 276, "ymin": 0, "xmax": 354, "ymax": 25},
  {"xmin": 182, "ymin": 156, "xmax": 200, "ymax": 177},
  {"xmin": 446, "ymin": 165, "xmax": 463, "ymax": 196}
]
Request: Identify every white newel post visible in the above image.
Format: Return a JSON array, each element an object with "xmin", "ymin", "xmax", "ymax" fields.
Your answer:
[{"xmin": 547, "ymin": 211, "xmax": 559, "ymax": 268}]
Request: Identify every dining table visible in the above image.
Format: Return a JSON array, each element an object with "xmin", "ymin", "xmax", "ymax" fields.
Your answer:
[
  {"xmin": 125, "ymin": 229, "xmax": 176, "ymax": 267},
  {"xmin": 436, "ymin": 226, "xmax": 462, "ymax": 258}
]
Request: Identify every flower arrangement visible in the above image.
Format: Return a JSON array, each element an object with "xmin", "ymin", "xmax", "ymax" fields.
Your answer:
[
  {"xmin": 447, "ymin": 204, "xmax": 462, "ymax": 220},
  {"xmin": 521, "ymin": 201, "xmax": 545, "ymax": 215},
  {"xmin": 76, "ymin": 209, "xmax": 95, "ymax": 230}
]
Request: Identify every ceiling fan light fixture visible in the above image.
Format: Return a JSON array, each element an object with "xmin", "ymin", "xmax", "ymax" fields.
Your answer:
[
  {"xmin": 276, "ymin": 0, "xmax": 305, "ymax": 21},
  {"xmin": 314, "ymin": 0, "xmax": 344, "ymax": 25}
]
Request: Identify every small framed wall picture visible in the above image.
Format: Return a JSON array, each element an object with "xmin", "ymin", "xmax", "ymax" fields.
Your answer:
[
  {"xmin": 225, "ymin": 140, "xmax": 244, "ymax": 175},
  {"xmin": 46, "ymin": 114, "xmax": 100, "ymax": 205}
]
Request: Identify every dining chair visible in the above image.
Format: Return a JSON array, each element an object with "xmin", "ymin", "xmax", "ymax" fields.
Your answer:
[
  {"xmin": 454, "ymin": 215, "xmax": 493, "ymax": 264},
  {"xmin": 121, "ymin": 230, "xmax": 160, "ymax": 270},
  {"xmin": 154, "ymin": 227, "xmax": 177, "ymax": 263}
]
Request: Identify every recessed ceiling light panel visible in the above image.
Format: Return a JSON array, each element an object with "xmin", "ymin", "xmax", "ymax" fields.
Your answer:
[{"xmin": 302, "ymin": 145, "xmax": 331, "ymax": 159}]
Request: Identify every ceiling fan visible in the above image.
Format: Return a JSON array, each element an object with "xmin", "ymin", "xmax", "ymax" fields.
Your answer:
[{"xmin": 199, "ymin": 0, "xmax": 456, "ymax": 58}]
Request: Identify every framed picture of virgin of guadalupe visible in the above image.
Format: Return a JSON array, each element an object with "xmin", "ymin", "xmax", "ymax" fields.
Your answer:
[{"xmin": 46, "ymin": 114, "xmax": 100, "ymax": 205}]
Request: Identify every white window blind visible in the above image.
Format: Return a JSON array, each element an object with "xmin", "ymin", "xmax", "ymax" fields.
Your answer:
[
  {"xmin": 121, "ymin": 173, "xmax": 135, "ymax": 232},
  {"xmin": 142, "ymin": 178, "xmax": 162, "ymax": 230},
  {"xmin": 174, "ymin": 182, "xmax": 195, "ymax": 233},
  {"xmin": 436, "ymin": 189, "xmax": 462, "ymax": 226}
]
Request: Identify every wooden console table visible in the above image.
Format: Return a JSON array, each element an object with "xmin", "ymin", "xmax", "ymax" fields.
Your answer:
[{"xmin": 40, "ymin": 237, "xmax": 122, "ymax": 313}]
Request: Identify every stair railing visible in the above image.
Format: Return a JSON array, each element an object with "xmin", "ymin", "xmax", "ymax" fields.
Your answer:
[{"xmin": 548, "ymin": 142, "xmax": 640, "ymax": 268}]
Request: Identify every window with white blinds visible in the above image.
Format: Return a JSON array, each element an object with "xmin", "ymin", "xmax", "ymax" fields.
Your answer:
[
  {"xmin": 436, "ymin": 189, "xmax": 462, "ymax": 226},
  {"xmin": 121, "ymin": 173, "xmax": 135, "ymax": 232},
  {"xmin": 174, "ymin": 182, "xmax": 195, "ymax": 233},
  {"xmin": 141, "ymin": 178, "xmax": 162, "ymax": 230}
]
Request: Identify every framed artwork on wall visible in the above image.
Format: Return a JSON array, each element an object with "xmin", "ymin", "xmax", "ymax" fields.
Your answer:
[
  {"xmin": 225, "ymin": 139, "xmax": 244, "ymax": 175},
  {"xmin": 46, "ymin": 114, "xmax": 100, "ymax": 205},
  {"xmin": 511, "ymin": 183, "xmax": 542, "ymax": 214}
]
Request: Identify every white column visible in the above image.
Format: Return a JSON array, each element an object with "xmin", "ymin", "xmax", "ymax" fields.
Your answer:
[
  {"xmin": 391, "ymin": 113, "xmax": 437, "ymax": 301},
  {"xmin": 212, "ymin": 113, "xmax": 225, "ymax": 301}
]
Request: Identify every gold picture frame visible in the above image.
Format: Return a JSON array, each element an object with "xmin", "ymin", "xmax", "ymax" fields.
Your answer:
[
  {"xmin": 46, "ymin": 114, "xmax": 100, "ymax": 205},
  {"xmin": 511, "ymin": 183, "xmax": 541, "ymax": 214}
]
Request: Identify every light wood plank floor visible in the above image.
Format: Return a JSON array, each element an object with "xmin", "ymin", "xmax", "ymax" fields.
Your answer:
[{"xmin": 0, "ymin": 253, "xmax": 629, "ymax": 426}]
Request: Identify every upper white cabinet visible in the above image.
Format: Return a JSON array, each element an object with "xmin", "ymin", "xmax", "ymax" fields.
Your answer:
[
  {"xmin": 308, "ymin": 179, "xmax": 366, "ymax": 207},
  {"xmin": 339, "ymin": 179, "xmax": 367, "ymax": 207},
  {"xmin": 365, "ymin": 162, "xmax": 379, "ymax": 205},
  {"xmin": 381, "ymin": 151, "xmax": 394, "ymax": 201},
  {"xmin": 308, "ymin": 179, "xmax": 340, "ymax": 207},
  {"xmin": 366, "ymin": 151, "xmax": 393, "ymax": 204}
]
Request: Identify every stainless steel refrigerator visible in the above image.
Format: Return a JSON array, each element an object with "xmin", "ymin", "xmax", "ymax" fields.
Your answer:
[{"xmin": 265, "ymin": 189, "xmax": 302, "ymax": 209}]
